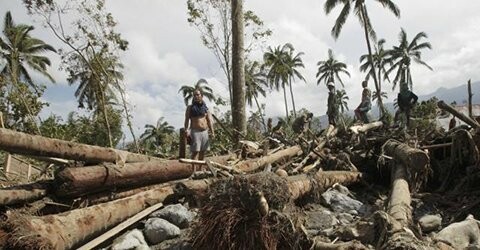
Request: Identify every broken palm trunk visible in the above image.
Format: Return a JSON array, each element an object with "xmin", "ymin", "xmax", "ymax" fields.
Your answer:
[
  {"xmin": 3, "ymin": 179, "xmax": 211, "ymax": 250},
  {"xmin": 235, "ymin": 145, "xmax": 302, "ymax": 173},
  {"xmin": 349, "ymin": 121, "xmax": 384, "ymax": 134},
  {"xmin": 382, "ymin": 139, "xmax": 430, "ymax": 191},
  {"xmin": 438, "ymin": 100, "xmax": 480, "ymax": 130},
  {"xmin": 0, "ymin": 128, "xmax": 158, "ymax": 164},
  {"xmin": 55, "ymin": 155, "xmax": 232, "ymax": 197},
  {"xmin": 0, "ymin": 181, "xmax": 51, "ymax": 206},
  {"xmin": 192, "ymin": 171, "xmax": 363, "ymax": 249}
]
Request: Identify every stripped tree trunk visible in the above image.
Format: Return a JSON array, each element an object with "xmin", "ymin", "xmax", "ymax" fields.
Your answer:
[
  {"xmin": 235, "ymin": 145, "xmax": 302, "ymax": 172},
  {"xmin": 438, "ymin": 100, "xmax": 480, "ymax": 130},
  {"xmin": 4, "ymin": 179, "xmax": 211, "ymax": 250},
  {"xmin": 55, "ymin": 155, "xmax": 233, "ymax": 197},
  {"xmin": 0, "ymin": 181, "xmax": 50, "ymax": 206},
  {"xmin": 0, "ymin": 128, "xmax": 159, "ymax": 163},
  {"xmin": 349, "ymin": 121, "xmax": 383, "ymax": 134}
]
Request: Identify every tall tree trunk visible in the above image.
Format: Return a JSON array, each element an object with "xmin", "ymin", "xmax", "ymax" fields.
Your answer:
[
  {"xmin": 283, "ymin": 84, "xmax": 290, "ymax": 120},
  {"xmin": 55, "ymin": 154, "xmax": 233, "ymax": 197},
  {"xmin": 360, "ymin": 5, "xmax": 384, "ymax": 114},
  {"xmin": 289, "ymin": 79, "xmax": 297, "ymax": 117},
  {"xmin": 253, "ymin": 94, "xmax": 267, "ymax": 131},
  {"xmin": 0, "ymin": 128, "xmax": 159, "ymax": 163},
  {"xmin": 231, "ymin": 0, "xmax": 246, "ymax": 142},
  {"xmin": 377, "ymin": 66, "xmax": 385, "ymax": 116},
  {"xmin": 99, "ymin": 90, "xmax": 114, "ymax": 148},
  {"xmin": 468, "ymin": 79, "xmax": 473, "ymax": 119},
  {"xmin": 116, "ymin": 80, "xmax": 140, "ymax": 153}
]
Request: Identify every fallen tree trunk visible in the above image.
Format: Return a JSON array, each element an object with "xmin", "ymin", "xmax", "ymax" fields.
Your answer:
[
  {"xmin": 235, "ymin": 145, "xmax": 302, "ymax": 172},
  {"xmin": 438, "ymin": 100, "xmax": 480, "ymax": 130},
  {"xmin": 349, "ymin": 121, "xmax": 383, "ymax": 134},
  {"xmin": 387, "ymin": 164, "xmax": 411, "ymax": 228},
  {"xmin": 4, "ymin": 179, "xmax": 212, "ymax": 250},
  {"xmin": 0, "ymin": 128, "xmax": 158, "ymax": 164},
  {"xmin": 55, "ymin": 155, "xmax": 232, "ymax": 197},
  {"xmin": 0, "ymin": 181, "xmax": 50, "ymax": 206},
  {"xmin": 298, "ymin": 126, "xmax": 338, "ymax": 167}
]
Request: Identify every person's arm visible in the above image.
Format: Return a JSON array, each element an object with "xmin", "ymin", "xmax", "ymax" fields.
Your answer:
[
  {"xmin": 411, "ymin": 92, "xmax": 418, "ymax": 105},
  {"xmin": 184, "ymin": 106, "xmax": 191, "ymax": 136},
  {"xmin": 207, "ymin": 111, "xmax": 215, "ymax": 138}
]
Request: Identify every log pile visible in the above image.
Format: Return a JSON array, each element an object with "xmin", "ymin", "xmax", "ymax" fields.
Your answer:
[{"xmin": 0, "ymin": 99, "xmax": 480, "ymax": 250}]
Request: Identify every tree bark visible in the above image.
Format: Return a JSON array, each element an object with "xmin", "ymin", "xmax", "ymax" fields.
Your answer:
[
  {"xmin": 231, "ymin": 0, "xmax": 247, "ymax": 142},
  {"xmin": 4, "ymin": 179, "xmax": 211, "ymax": 250},
  {"xmin": 0, "ymin": 128, "xmax": 159, "ymax": 163},
  {"xmin": 235, "ymin": 145, "xmax": 302, "ymax": 173},
  {"xmin": 0, "ymin": 181, "xmax": 50, "ymax": 206},
  {"xmin": 387, "ymin": 163, "xmax": 411, "ymax": 228},
  {"xmin": 289, "ymin": 79, "xmax": 297, "ymax": 117},
  {"xmin": 55, "ymin": 154, "xmax": 233, "ymax": 197},
  {"xmin": 438, "ymin": 100, "xmax": 480, "ymax": 130}
]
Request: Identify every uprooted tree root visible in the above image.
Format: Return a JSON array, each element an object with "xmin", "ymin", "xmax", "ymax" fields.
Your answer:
[{"xmin": 191, "ymin": 172, "xmax": 307, "ymax": 250}]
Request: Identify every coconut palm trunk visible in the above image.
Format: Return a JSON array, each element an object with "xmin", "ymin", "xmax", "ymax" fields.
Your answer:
[
  {"xmin": 0, "ymin": 128, "xmax": 158, "ymax": 163},
  {"xmin": 235, "ymin": 145, "xmax": 302, "ymax": 172},
  {"xmin": 282, "ymin": 83, "xmax": 289, "ymax": 120},
  {"xmin": 288, "ymin": 79, "xmax": 297, "ymax": 117},
  {"xmin": 360, "ymin": 4, "xmax": 384, "ymax": 115},
  {"xmin": 0, "ymin": 181, "xmax": 50, "ymax": 206}
]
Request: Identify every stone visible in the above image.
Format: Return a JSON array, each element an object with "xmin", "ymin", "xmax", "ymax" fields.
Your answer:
[
  {"xmin": 111, "ymin": 229, "xmax": 150, "ymax": 250},
  {"xmin": 150, "ymin": 204, "xmax": 194, "ymax": 228},
  {"xmin": 321, "ymin": 187, "xmax": 366, "ymax": 215},
  {"xmin": 144, "ymin": 218, "xmax": 181, "ymax": 244},
  {"xmin": 434, "ymin": 215, "xmax": 480, "ymax": 249},
  {"xmin": 304, "ymin": 210, "xmax": 339, "ymax": 232},
  {"xmin": 418, "ymin": 214, "xmax": 442, "ymax": 233}
]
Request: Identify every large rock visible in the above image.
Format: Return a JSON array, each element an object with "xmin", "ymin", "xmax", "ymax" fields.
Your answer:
[
  {"xmin": 419, "ymin": 214, "xmax": 442, "ymax": 233},
  {"xmin": 304, "ymin": 210, "xmax": 338, "ymax": 232},
  {"xmin": 150, "ymin": 204, "xmax": 195, "ymax": 228},
  {"xmin": 321, "ymin": 185, "xmax": 366, "ymax": 215},
  {"xmin": 144, "ymin": 218, "xmax": 181, "ymax": 244},
  {"xmin": 111, "ymin": 229, "xmax": 150, "ymax": 250},
  {"xmin": 434, "ymin": 215, "xmax": 480, "ymax": 249}
]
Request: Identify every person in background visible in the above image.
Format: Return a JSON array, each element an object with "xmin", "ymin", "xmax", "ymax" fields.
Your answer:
[
  {"xmin": 326, "ymin": 82, "xmax": 337, "ymax": 126},
  {"xmin": 354, "ymin": 80, "xmax": 372, "ymax": 123},
  {"xmin": 184, "ymin": 89, "xmax": 215, "ymax": 163},
  {"xmin": 394, "ymin": 82, "xmax": 418, "ymax": 128},
  {"xmin": 292, "ymin": 112, "xmax": 313, "ymax": 137}
]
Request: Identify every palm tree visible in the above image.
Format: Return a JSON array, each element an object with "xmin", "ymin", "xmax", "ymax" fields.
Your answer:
[
  {"xmin": 359, "ymin": 38, "xmax": 391, "ymax": 114},
  {"xmin": 245, "ymin": 61, "xmax": 268, "ymax": 129},
  {"xmin": 178, "ymin": 78, "xmax": 215, "ymax": 106},
  {"xmin": 316, "ymin": 49, "xmax": 350, "ymax": 87},
  {"xmin": 386, "ymin": 28, "xmax": 432, "ymax": 90},
  {"xmin": 140, "ymin": 117, "xmax": 175, "ymax": 149},
  {"xmin": 263, "ymin": 44, "xmax": 291, "ymax": 120},
  {"xmin": 0, "ymin": 11, "xmax": 56, "ymax": 90},
  {"xmin": 67, "ymin": 50, "xmax": 122, "ymax": 147},
  {"xmin": 324, "ymin": 0, "xmax": 400, "ymax": 112},
  {"xmin": 284, "ymin": 44, "xmax": 305, "ymax": 117},
  {"xmin": 336, "ymin": 89, "xmax": 349, "ymax": 113}
]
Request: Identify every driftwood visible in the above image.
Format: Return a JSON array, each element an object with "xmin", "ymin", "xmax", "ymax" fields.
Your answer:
[
  {"xmin": 4, "ymin": 179, "xmax": 211, "ymax": 250},
  {"xmin": 0, "ymin": 181, "xmax": 50, "ymax": 206},
  {"xmin": 235, "ymin": 145, "xmax": 302, "ymax": 173},
  {"xmin": 55, "ymin": 155, "xmax": 233, "ymax": 197},
  {"xmin": 438, "ymin": 100, "xmax": 480, "ymax": 130},
  {"xmin": 349, "ymin": 121, "xmax": 383, "ymax": 134},
  {"xmin": 0, "ymin": 128, "xmax": 159, "ymax": 164}
]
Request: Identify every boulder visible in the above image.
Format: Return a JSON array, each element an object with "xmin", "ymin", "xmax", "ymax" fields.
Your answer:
[
  {"xmin": 111, "ymin": 229, "xmax": 150, "ymax": 250},
  {"xmin": 144, "ymin": 218, "xmax": 181, "ymax": 244},
  {"xmin": 419, "ymin": 214, "xmax": 442, "ymax": 233},
  {"xmin": 150, "ymin": 204, "xmax": 195, "ymax": 228}
]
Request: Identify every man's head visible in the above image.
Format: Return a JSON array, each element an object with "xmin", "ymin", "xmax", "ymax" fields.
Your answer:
[
  {"xmin": 193, "ymin": 89, "xmax": 203, "ymax": 103},
  {"xmin": 307, "ymin": 112, "xmax": 313, "ymax": 119},
  {"xmin": 362, "ymin": 80, "xmax": 368, "ymax": 88}
]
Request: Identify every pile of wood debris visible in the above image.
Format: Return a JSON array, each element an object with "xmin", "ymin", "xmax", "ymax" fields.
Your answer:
[{"xmin": 0, "ymin": 100, "xmax": 480, "ymax": 250}]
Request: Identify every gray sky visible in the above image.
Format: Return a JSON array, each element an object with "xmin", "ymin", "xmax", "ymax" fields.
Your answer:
[{"xmin": 2, "ymin": 0, "xmax": 480, "ymax": 137}]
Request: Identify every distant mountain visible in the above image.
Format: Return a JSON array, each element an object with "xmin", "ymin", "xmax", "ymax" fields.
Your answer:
[{"xmin": 419, "ymin": 81, "xmax": 480, "ymax": 104}]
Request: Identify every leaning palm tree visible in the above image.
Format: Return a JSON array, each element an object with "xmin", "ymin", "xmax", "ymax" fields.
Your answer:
[
  {"xmin": 178, "ymin": 78, "xmax": 215, "ymax": 105},
  {"xmin": 284, "ymin": 44, "xmax": 306, "ymax": 118},
  {"xmin": 324, "ymin": 0, "xmax": 400, "ymax": 112},
  {"xmin": 140, "ymin": 117, "xmax": 175, "ymax": 149},
  {"xmin": 245, "ymin": 61, "xmax": 268, "ymax": 129},
  {"xmin": 316, "ymin": 49, "xmax": 350, "ymax": 87},
  {"xmin": 360, "ymin": 38, "xmax": 391, "ymax": 115},
  {"xmin": 263, "ymin": 44, "xmax": 291, "ymax": 120},
  {"xmin": 0, "ymin": 11, "xmax": 56, "ymax": 133},
  {"xmin": 67, "ymin": 51, "xmax": 121, "ymax": 147},
  {"xmin": 386, "ymin": 28, "xmax": 433, "ymax": 91}
]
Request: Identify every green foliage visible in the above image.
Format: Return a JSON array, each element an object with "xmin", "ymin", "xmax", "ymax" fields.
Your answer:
[
  {"xmin": 316, "ymin": 49, "xmax": 350, "ymax": 87},
  {"xmin": 410, "ymin": 97, "xmax": 439, "ymax": 133},
  {"xmin": 139, "ymin": 117, "xmax": 178, "ymax": 157}
]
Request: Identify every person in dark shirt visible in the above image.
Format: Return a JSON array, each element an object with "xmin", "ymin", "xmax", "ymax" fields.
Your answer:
[
  {"xmin": 292, "ymin": 112, "xmax": 313, "ymax": 136},
  {"xmin": 394, "ymin": 83, "xmax": 418, "ymax": 128},
  {"xmin": 326, "ymin": 82, "xmax": 337, "ymax": 126}
]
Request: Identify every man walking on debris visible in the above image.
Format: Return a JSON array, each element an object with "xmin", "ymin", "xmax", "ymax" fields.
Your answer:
[
  {"xmin": 292, "ymin": 112, "xmax": 313, "ymax": 137},
  {"xmin": 326, "ymin": 82, "xmax": 337, "ymax": 126},
  {"xmin": 354, "ymin": 80, "xmax": 372, "ymax": 123},
  {"xmin": 184, "ymin": 89, "xmax": 215, "ymax": 164},
  {"xmin": 394, "ymin": 82, "xmax": 418, "ymax": 128}
]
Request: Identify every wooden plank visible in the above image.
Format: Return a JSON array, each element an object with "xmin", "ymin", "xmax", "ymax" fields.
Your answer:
[
  {"xmin": 76, "ymin": 202, "xmax": 163, "ymax": 250},
  {"xmin": 179, "ymin": 158, "xmax": 206, "ymax": 165}
]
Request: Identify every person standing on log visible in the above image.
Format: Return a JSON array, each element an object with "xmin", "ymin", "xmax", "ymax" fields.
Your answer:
[
  {"xmin": 354, "ymin": 80, "xmax": 372, "ymax": 124},
  {"xmin": 394, "ymin": 82, "xmax": 418, "ymax": 128},
  {"xmin": 326, "ymin": 82, "xmax": 337, "ymax": 126},
  {"xmin": 292, "ymin": 112, "xmax": 313, "ymax": 137},
  {"xmin": 184, "ymin": 89, "xmax": 215, "ymax": 163}
]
